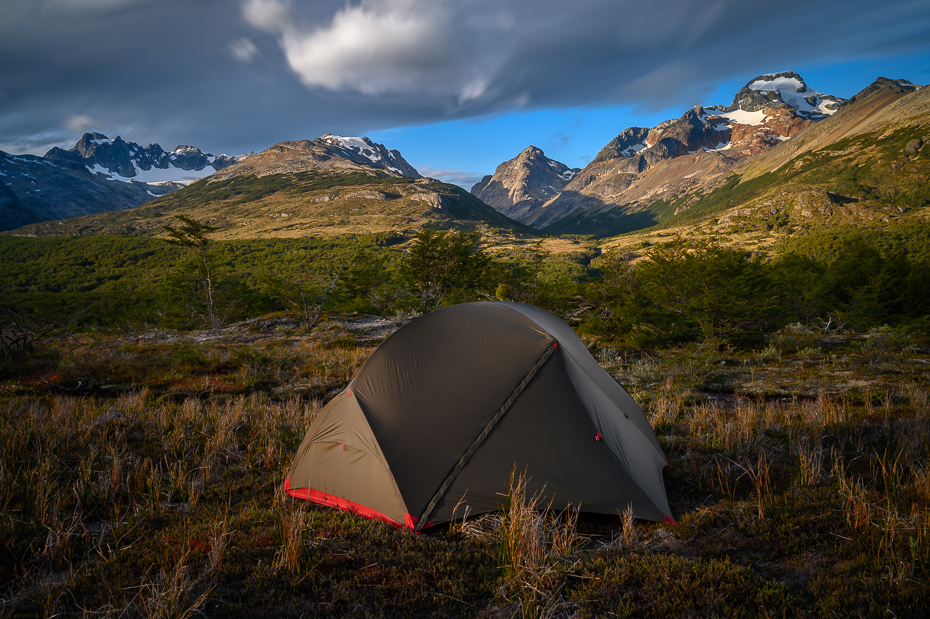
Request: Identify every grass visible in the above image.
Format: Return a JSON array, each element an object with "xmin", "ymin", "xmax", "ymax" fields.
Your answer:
[{"xmin": 1, "ymin": 317, "xmax": 929, "ymax": 617}]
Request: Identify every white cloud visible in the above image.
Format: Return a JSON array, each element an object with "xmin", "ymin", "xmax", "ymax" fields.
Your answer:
[
  {"xmin": 229, "ymin": 37, "xmax": 259, "ymax": 63},
  {"xmin": 241, "ymin": 0, "xmax": 507, "ymax": 103},
  {"xmin": 241, "ymin": 0, "xmax": 291, "ymax": 31},
  {"xmin": 65, "ymin": 114, "xmax": 99, "ymax": 132}
]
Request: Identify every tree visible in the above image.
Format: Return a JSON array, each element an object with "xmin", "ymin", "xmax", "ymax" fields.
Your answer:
[
  {"xmin": 262, "ymin": 272, "xmax": 339, "ymax": 332},
  {"xmin": 400, "ymin": 229, "xmax": 489, "ymax": 312},
  {"xmin": 585, "ymin": 238, "xmax": 779, "ymax": 348},
  {"xmin": 163, "ymin": 216, "xmax": 222, "ymax": 328}
]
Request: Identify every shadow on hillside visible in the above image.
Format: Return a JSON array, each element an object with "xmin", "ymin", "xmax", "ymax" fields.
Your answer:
[{"xmin": 544, "ymin": 197, "xmax": 660, "ymax": 237}]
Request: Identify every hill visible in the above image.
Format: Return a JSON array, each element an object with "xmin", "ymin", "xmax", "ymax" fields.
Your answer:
[{"xmin": 6, "ymin": 137, "xmax": 528, "ymax": 241}]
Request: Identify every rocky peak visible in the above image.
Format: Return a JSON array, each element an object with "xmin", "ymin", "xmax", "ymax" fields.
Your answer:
[
  {"xmin": 518, "ymin": 145, "xmax": 545, "ymax": 160},
  {"xmin": 315, "ymin": 135, "xmax": 421, "ymax": 178},
  {"xmin": 848, "ymin": 77, "xmax": 919, "ymax": 104},
  {"xmin": 44, "ymin": 134, "xmax": 250, "ymax": 182},
  {"xmin": 471, "ymin": 146, "xmax": 579, "ymax": 223},
  {"xmin": 644, "ymin": 107, "xmax": 730, "ymax": 155},
  {"xmin": 168, "ymin": 145, "xmax": 211, "ymax": 170},
  {"xmin": 592, "ymin": 127, "xmax": 650, "ymax": 164},
  {"xmin": 727, "ymin": 71, "xmax": 843, "ymax": 118}
]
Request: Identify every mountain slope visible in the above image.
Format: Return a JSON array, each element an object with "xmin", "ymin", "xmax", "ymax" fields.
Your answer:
[
  {"xmin": 208, "ymin": 135, "xmax": 420, "ymax": 181},
  {"xmin": 0, "ymin": 151, "xmax": 176, "ymax": 232},
  {"xmin": 521, "ymin": 71, "xmax": 844, "ymax": 233},
  {"xmin": 596, "ymin": 77, "xmax": 929, "ymax": 256},
  {"xmin": 0, "ymin": 133, "xmax": 252, "ymax": 231},
  {"xmin": 7, "ymin": 138, "xmax": 526, "ymax": 239},
  {"xmin": 470, "ymin": 146, "xmax": 579, "ymax": 222}
]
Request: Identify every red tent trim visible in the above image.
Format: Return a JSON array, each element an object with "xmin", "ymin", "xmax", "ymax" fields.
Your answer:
[{"xmin": 284, "ymin": 478, "xmax": 404, "ymax": 529}]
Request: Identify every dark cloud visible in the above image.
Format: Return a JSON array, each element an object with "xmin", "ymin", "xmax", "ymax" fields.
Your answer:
[{"xmin": 2, "ymin": 0, "xmax": 929, "ymax": 157}]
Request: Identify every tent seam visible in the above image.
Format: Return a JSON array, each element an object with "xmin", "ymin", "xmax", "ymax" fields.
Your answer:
[{"xmin": 414, "ymin": 340, "xmax": 558, "ymax": 531}]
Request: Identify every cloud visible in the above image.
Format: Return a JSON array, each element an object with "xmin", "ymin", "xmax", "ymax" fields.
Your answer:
[
  {"xmin": 65, "ymin": 114, "xmax": 99, "ymax": 133},
  {"xmin": 417, "ymin": 166, "xmax": 484, "ymax": 189},
  {"xmin": 241, "ymin": 0, "xmax": 291, "ymax": 31},
  {"xmin": 229, "ymin": 37, "xmax": 259, "ymax": 63},
  {"xmin": 242, "ymin": 0, "xmax": 509, "ymax": 104},
  {"xmin": 41, "ymin": 0, "xmax": 146, "ymax": 13},
  {"xmin": 241, "ymin": 0, "xmax": 930, "ymax": 115},
  {"xmin": 2, "ymin": 0, "xmax": 930, "ymax": 163}
]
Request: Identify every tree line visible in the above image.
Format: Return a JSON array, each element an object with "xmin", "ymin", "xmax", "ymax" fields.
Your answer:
[{"xmin": 2, "ymin": 217, "xmax": 929, "ymax": 348}]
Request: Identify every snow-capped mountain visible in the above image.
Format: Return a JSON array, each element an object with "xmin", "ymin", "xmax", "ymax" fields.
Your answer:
[
  {"xmin": 208, "ymin": 135, "xmax": 422, "ymax": 181},
  {"xmin": 45, "ymin": 133, "xmax": 251, "ymax": 185},
  {"xmin": 470, "ymin": 146, "xmax": 579, "ymax": 223},
  {"xmin": 0, "ymin": 150, "xmax": 175, "ymax": 232},
  {"xmin": 518, "ymin": 71, "xmax": 856, "ymax": 230},
  {"xmin": 727, "ymin": 71, "xmax": 842, "ymax": 118},
  {"xmin": 1, "ymin": 133, "xmax": 252, "ymax": 231},
  {"xmin": 318, "ymin": 135, "xmax": 421, "ymax": 178}
]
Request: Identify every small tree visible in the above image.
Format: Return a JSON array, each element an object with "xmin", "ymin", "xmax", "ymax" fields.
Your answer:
[
  {"xmin": 163, "ymin": 216, "xmax": 221, "ymax": 328},
  {"xmin": 263, "ymin": 272, "xmax": 339, "ymax": 333},
  {"xmin": 400, "ymin": 229, "xmax": 489, "ymax": 312}
]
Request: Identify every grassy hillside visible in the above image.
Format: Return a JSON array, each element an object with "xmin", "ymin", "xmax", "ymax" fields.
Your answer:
[
  {"xmin": 6, "ymin": 172, "xmax": 529, "ymax": 240},
  {"xmin": 596, "ymin": 123, "xmax": 930, "ymax": 256},
  {"xmin": 553, "ymin": 106, "xmax": 929, "ymax": 246}
]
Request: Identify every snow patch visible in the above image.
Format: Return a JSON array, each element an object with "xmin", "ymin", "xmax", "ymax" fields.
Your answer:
[
  {"xmin": 748, "ymin": 75, "xmax": 838, "ymax": 116},
  {"xmin": 322, "ymin": 134, "xmax": 382, "ymax": 163},
  {"xmin": 89, "ymin": 161, "xmax": 215, "ymax": 184},
  {"xmin": 171, "ymin": 145, "xmax": 202, "ymax": 155},
  {"xmin": 719, "ymin": 109, "xmax": 767, "ymax": 125}
]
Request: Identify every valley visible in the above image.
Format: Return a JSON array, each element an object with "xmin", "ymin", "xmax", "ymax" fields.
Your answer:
[{"xmin": 2, "ymin": 67, "xmax": 930, "ymax": 619}]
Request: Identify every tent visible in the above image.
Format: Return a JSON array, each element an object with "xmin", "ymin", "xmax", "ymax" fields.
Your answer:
[{"xmin": 285, "ymin": 301, "xmax": 673, "ymax": 530}]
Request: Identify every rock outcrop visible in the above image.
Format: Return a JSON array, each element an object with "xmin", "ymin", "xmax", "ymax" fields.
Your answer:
[{"xmin": 470, "ymin": 146, "xmax": 578, "ymax": 223}]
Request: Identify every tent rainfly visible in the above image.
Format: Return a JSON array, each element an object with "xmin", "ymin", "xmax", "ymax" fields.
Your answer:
[{"xmin": 285, "ymin": 301, "xmax": 673, "ymax": 531}]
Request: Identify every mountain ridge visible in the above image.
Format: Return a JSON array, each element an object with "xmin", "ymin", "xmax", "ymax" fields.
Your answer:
[
  {"xmin": 45, "ymin": 132, "xmax": 251, "ymax": 184},
  {"xmin": 475, "ymin": 71, "xmax": 849, "ymax": 230},
  {"xmin": 470, "ymin": 146, "xmax": 579, "ymax": 223},
  {"xmin": 6, "ymin": 136, "xmax": 526, "ymax": 240}
]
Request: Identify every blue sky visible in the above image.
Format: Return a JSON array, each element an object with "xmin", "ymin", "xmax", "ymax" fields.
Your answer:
[{"xmin": 2, "ymin": 0, "xmax": 929, "ymax": 188}]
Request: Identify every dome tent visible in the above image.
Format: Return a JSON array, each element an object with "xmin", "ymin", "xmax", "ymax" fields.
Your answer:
[{"xmin": 285, "ymin": 302, "xmax": 673, "ymax": 530}]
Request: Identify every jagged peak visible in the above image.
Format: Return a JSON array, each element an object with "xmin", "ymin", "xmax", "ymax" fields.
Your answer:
[
  {"xmin": 848, "ymin": 76, "xmax": 919, "ymax": 103},
  {"xmin": 81, "ymin": 132, "xmax": 110, "ymax": 142}
]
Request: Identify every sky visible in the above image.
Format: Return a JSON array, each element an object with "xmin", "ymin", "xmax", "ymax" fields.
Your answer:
[{"xmin": 2, "ymin": 0, "xmax": 929, "ymax": 189}]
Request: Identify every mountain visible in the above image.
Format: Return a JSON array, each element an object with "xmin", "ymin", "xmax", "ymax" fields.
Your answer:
[
  {"xmin": 0, "ymin": 133, "xmax": 252, "ymax": 231},
  {"xmin": 491, "ymin": 72, "xmax": 847, "ymax": 232},
  {"xmin": 470, "ymin": 146, "xmax": 579, "ymax": 223},
  {"xmin": 0, "ymin": 150, "xmax": 176, "ymax": 232},
  {"xmin": 45, "ymin": 132, "xmax": 250, "ymax": 184},
  {"xmin": 208, "ymin": 135, "xmax": 420, "ymax": 181},
  {"xmin": 597, "ymin": 76, "xmax": 929, "ymax": 256},
  {"xmin": 7, "ymin": 136, "xmax": 526, "ymax": 239}
]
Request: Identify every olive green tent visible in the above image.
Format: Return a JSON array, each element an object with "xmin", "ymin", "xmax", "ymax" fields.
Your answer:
[{"xmin": 285, "ymin": 301, "xmax": 672, "ymax": 530}]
